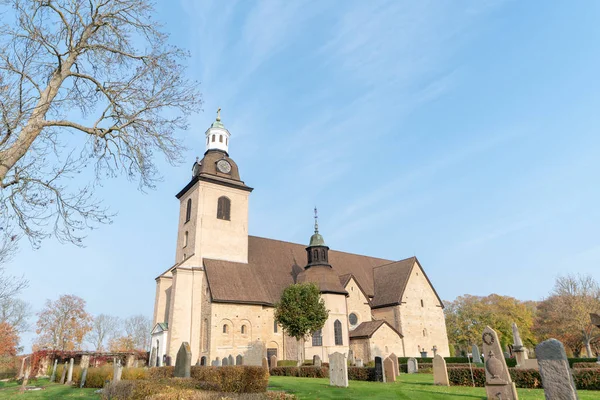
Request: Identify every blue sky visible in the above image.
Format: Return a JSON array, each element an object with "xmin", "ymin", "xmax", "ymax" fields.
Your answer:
[{"xmin": 6, "ymin": 0, "xmax": 600, "ymax": 352}]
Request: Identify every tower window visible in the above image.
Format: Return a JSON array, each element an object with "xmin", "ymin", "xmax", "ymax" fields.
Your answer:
[
  {"xmin": 423, "ymin": 328, "xmax": 428, "ymax": 337},
  {"xmin": 312, "ymin": 329, "xmax": 322, "ymax": 346},
  {"xmin": 207, "ymin": 137, "xmax": 209, "ymax": 145},
  {"xmin": 241, "ymin": 325, "xmax": 246, "ymax": 334},
  {"xmin": 183, "ymin": 231, "xmax": 188, "ymax": 247},
  {"xmin": 334, "ymin": 320, "xmax": 343, "ymax": 345},
  {"xmin": 212, "ymin": 135, "xmax": 215, "ymax": 142},
  {"xmin": 219, "ymin": 135, "xmax": 223, "ymax": 143},
  {"xmin": 226, "ymin": 138, "xmax": 228, "ymax": 145},
  {"xmin": 313, "ymin": 250, "xmax": 318, "ymax": 260},
  {"xmin": 274, "ymin": 321, "xmax": 278, "ymax": 333},
  {"xmin": 217, "ymin": 196, "xmax": 231, "ymax": 220},
  {"xmin": 421, "ymin": 299, "xmax": 424, "ymax": 307},
  {"xmin": 223, "ymin": 324, "xmax": 228, "ymax": 334},
  {"xmin": 185, "ymin": 198, "xmax": 192, "ymax": 223}
]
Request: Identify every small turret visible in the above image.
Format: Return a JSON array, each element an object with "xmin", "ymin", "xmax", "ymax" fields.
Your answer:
[
  {"xmin": 306, "ymin": 208, "xmax": 330, "ymax": 268},
  {"xmin": 204, "ymin": 108, "xmax": 231, "ymax": 155}
]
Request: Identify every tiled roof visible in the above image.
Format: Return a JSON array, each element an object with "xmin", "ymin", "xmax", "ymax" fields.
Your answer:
[{"xmin": 349, "ymin": 320, "xmax": 403, "ymax": 339}]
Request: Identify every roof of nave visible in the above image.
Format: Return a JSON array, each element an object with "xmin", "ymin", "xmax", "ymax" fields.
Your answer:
[
  {"xmin": 203, "ymin": 236, "xmax": 442, "ymax": 308},
  {"xmin": 349, "ymin": 320, "xmax": 403, "ymax": 339}
]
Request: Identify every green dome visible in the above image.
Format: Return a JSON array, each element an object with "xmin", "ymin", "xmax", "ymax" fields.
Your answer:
[
  {"xmin": 309, "ymin": 232, "xmax": 325, "ymax": 247},
  {"xmin": 210, "ymin": 120, "xmax": 225, "ymax": 129}
]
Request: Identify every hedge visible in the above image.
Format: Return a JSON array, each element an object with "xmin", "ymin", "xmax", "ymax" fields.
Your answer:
[
  {"xmin": 573, "ymin": 362, "xmax": 600, "ymax": 369},
  {"xmin": 269, "ymin": 366, "xmax": 328, "ymax": 378},
  {"xmin": 567, "ymin": 358, "xmax": 598, "ymax": 368},
  {"xmin": 277, "ymin": 360, "xmax": 298, "ymax": 367},
  {"xmin": 400, "ymin": 363, "xmax": 433, "ymax": 373},
  {"xmin": 347, "ymin": 367, "xmax": 377, "ymax": 381},
  {"xmin": 397, "ymin": 357, "xmax": 516, "ymax": 367},
  {"xmin": 448, "ymin": 366, "xmax": 600, "ymax": 390},
  {"xmin": 190, "ymin": 366, "xmax": 269, "ymax": 393}
]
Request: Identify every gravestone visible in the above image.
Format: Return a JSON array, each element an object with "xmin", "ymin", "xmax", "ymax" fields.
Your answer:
[
  {"xmin": 389, "ymin": 352, "xmax": 399, "ymax": 377},
  {"xmin": 329, "ymin": 352, "xmax": 348, "ymax": 387},
  {"xmin": 384, "ymin": 357, "xmax": 395, "ymax": 382},
  {"xmin": 66, "ymin": 357, "xmax": 74, "ymax": 384},
  {"xmin": 80, "ymin": 355, "xmax": 90, "ymax": 369},
  {"xmin": 348, "ymin": 349, "xmax": 355, "ymax": 366},
  {"xmin": 18, "ymin": 357, "xmax": 27, "ymax": 379},
  {"xmin": 356, "ymin": 359, "xmax": 363, "ymax": 367},
  {"xmin": 149, "ymin": 347, "xmax": 157, "ymax": 367},
  {"xmin": 60, "ymin": 361, "xmax": 68, "ymax": 384},
  {"xmin": 236, "ymin": 355, "xmax": 243, "ymax": 365},
  {"xmin": 21, "ymin": 358, "xmax": 30, "ymax": 390},
  {"xmin": 536, "ymin": 339, "xmax": 578, "ymax": 400},
  {"xmin": 174, "ymin": 342, "xmax": 192, "ymax": 378},
  {"xmin": 115, "ymin": 363, "xmax": 123, "ymax": 382},
  {"xmin": 313, "ymin": 355, "xmax": 322, "ymax": 367},
  {"xmin": 270, "ymin": 355, "xmax": 277, "ymax": 369},
  {"xmin": 126, "ymin": 354, "xmax": 136, "ymax": 368},
  {"xmin": 262, "ymin": 357, "xmax": 269, "ymax": 370},
  {"xmin": 228, "ymin": 355, "xmax": 234, "ymax": 366},
  {"xmin": 482, "ymin": 326, "xmax": 519, "ymax": 400},
  {"xmin": 215, "ymin": 357, "xmax": 221, "ymax": 366},
  {"xmin": 222, "ymin": 357, "xmax": 229, "ymax": 366},
  {"xmin": 472, "ymin": 344, "xmax": 482, "ymax": 364},
  {"xmin": 80, "ymin": 368, "xmax": 88, "ymax": 388},
  {"xmin": 407, "ymin": 357, "xmax": 418, "ymax": 374},
  {"xmin": 50, "ymin": 359, "xmax": 58, "ymax": 382},
  {"xmin": 433, "ymin": 354, "xmax": 449, "ymax": 386},
  {"xmin": 165, "ymin": 355, "xmax": 172, "ymax": 366},
  {"xmin": 432, "ymin": 345, "xmax": 438, "ymax": 357},
  {"xmin": 374, "ymin": 356, "xmax": 386, "ymax": 382}
]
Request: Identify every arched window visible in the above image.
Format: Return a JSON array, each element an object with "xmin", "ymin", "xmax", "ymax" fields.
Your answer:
[
  {"xmin": 241, "ymin": 325, "xmax": 246, "ymax": 334},
  {"xmin": 183, "ymin": 231, "xmax": 188, "ymax": 247},
  {"xmin": 313, "ymin": 250, "xmax": 318, "ymax": 260},
  {"xmin": 212, "ymin": 134, "xmax": 215, "ymax": 142},
  {"xmin": 200, "ymin": 356, "xmax": 206, "ymax": 366},
  {"xmin": 321, "ymin": 249, "xmax": 326, "ymax": 259},
  {"xmin": 223, "ymin": 324, "xmax": 228, "ymax": 334},
  {"xmin": 420, "ymin": 299, "xmax": 424, "ymax": 307},
  {"xmin": 274, "ymin": 320, "xmax": 278, "ymax": 333},
  {"xmin": 334, "ymin": 320, "xmax": 343, "ymax": 345},
  {"xmin": 423, "ymin": 328, "xmax": 428, "ymax": 337},
  {"xmin": 217, "ymin": 196, "xmax": 231, "ymax": 220},
  {"xmin": 226, "ymin": 138, "xmax": 228, "ymax": 145},
  {"xmin": 219, "ymin": 135, "xmax": 223, "ymax": 143},
  {"xmin": 312, "ymin": 329, "xmax": 322, "ymax": 346},
  {"xmin": 185, "ymin": 198, "xmax": 192, "ymax": 222}
]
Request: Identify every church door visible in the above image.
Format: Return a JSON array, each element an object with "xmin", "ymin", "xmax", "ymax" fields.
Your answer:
[{"xmin": 267, "ymin": 348, "xmax": 278, "ymax": 368}]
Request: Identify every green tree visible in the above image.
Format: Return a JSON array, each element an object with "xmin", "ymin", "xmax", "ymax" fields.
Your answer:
[
  {"xmin": 274, "ymin": 283, "xmax": 328, "ymax": 365},
  {"xmin": 444, "ymin": 294, "xmax": 535, "ymax": 355}
]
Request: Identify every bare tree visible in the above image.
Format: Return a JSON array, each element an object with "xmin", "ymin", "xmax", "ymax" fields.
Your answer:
[
  {"xmin": 0, "ymin": 0, "xmax": 201, "ymax": 256},
  {"xmin": 124, "ymin": 314, "xmax": 152, "ymax": 351},
  {"xmin": 0, "ymin": 266, "xmax": 27, "ymax": 303},
  {"xmin": 88, "ymin": 313, "xmax": 120, "ymax": 351},
  {"xmin": 0, "ymin": 297, "xmax": 31, "ymax": 334}
]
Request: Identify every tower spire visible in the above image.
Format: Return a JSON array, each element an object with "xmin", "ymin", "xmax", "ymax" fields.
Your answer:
[{"xmin": 314, "ymin": 206, "xmax": 319, "ymax": 234}]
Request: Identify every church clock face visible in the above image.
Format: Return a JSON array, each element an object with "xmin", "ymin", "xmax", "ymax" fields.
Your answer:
[{"xmin": 216, "ymin": 159, "xmax": 232, "ymax": 174}]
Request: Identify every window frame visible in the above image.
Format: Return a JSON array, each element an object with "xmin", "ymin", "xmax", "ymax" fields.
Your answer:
[
  {"xmin": 312, "ymin": 329, "xmax": 322, "ymax": 346},
  {"xmin": 217, "ymin": 196, "xmax": 231, "ymax": 221},
  {"xmin": 334, "ymin": 320, "xmax": 343, "ymax": 345}
]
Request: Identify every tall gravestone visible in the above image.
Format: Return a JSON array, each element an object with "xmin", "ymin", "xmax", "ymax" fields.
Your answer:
[
  {"xmin": 472, "ymin": 345, "xmax": 482, "ymax": 364},
  {"xmin": 149, "ymin": 347, "xmax": 157, "ymax": 367},
  {"xmin": 512, "ymin": 322, "xmax": 528, "ymax": 367},
  {"xmin": 236, "ymin": 355, "xmax": 243, "ymax": 365},
  {"xmin": 80, "ymin": 368, "xmax": 88, "ymax": 389},
  {"xmin": 270, "ymin": 355, "xmax": 277, "ymax": 369},
  {"xmin": 215, "ymin": 357, "xmax": 221, "ymax": 366},
  {"xmin": 374, "ymin": 356, "xmax": 386, "ymax": 382},
  {"xmin": 348, "ymin": 349, "xmax": 355, "ymax": 366},
  {"xmin": 356, "ymin": 359, "xmax": 363, "ymax": 367},
  {"xmin": 228, "ymin": 355, "xmax": 234, "ymax": 366},
  {"xmin": 174, "ymin": 342, "xmax": 192, "ymax": 378},
  {"xmin": 433, "ymin": 354, "xmax": 449, "ymax": 386},
  {"xmin": 407, "ymin": 357, "xmax": 418, "ymax": 374},
  {"xmin": 50, "ymin": 359, "xmax": 58, "ymax": 382},
  {"xmin": 66, "ymin": 358, "xmax": 74, "ymax": 384},
  {"xmin": 482, "ymin": 326, "xmax": 518, "ymax": 400},
  {"xmin": 389, "ymin": 352, "xmax": 399, "ymax": 377},
  {"xmin": 222, "ymin": 357, "xmax": 228, "ymax": 366},
  {"xmin": 60, "ymin": 361, "xmax": 68, "ymax": 384},
  {"xmin": 329, "ymin": 352, "xmax": 348, "ymax": 387},
  {"xmin": 536, "ymin": 339, "xmax": 578, "ymax": 400},
  {"xmin": 384, "ymin": 357, "xmax": 395, "ymax": 382}
]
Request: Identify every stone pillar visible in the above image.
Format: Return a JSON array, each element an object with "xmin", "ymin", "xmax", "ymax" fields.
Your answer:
[
  {"xmin": 80, "ymin": 368, "xmax": 88, "ymax": 389},
  {"xmin": 59, "ymin": 361, "xmax": 68, "ymax": 384},
  {"xmin": 80, "ymin": 355, "xmax": 90, "ymax": 370},
  {"xmin": 50, "ymin": 359, "xmax": 58, "ymax": 382}
]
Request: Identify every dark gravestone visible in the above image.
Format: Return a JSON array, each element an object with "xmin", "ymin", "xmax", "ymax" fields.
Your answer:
[
  {"xmin": 165, "ymin": 356, "xmax": 172, "ymax": 366},
  {"xmin": 236, "ymin": 355, "xmax": 243, "ymax": 365},
  {"xmin": 222, "ymin": 357, "xmax": 229, "ymax": 366},
  {"xmin": 174, "ymin": 342, "xmax": 192, "ymax": 378},
  {"xmin": 374, "ymin": 356, "xmax": 385, "ymax": 382},
  {"xmin": 228, "ymin": 355, "xmax": 234, "ymax": 366}
]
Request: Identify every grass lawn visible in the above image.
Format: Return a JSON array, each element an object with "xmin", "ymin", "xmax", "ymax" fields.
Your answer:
[
  {"xmin": 268, "ymin": 373, "xmax": 599, "ymax": 400},
  {"xmin": 0, "ymin": 378, "xmax": 100, "ymax": 399}
]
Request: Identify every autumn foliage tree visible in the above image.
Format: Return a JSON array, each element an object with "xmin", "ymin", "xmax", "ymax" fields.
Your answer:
[
  {"xmin": 35, "ymin": 294, "xmax": 93, "ymax": 351},
  {"xmin": 444, "ymin": 294, "xmax": 535, "ymax": 354},
  {"xmin": 0, "ymin": 321, "xmax": 18, "ymax": 356},
  {"xmin": 533, "ymin": 274, "xmax": 600, "ymax": 357}
]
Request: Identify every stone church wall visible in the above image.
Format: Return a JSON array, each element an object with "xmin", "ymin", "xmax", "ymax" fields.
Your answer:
[
  {"xmin": 398, "ymin": 263, "xmax": 450, "ymax": 357},
  {"xmin": 369, "ymin": 324, "xmax": 405, "ymax": 359},
  {"xmin": 345, "ymin": 277, "xmax": 372, "ymax": 331}
]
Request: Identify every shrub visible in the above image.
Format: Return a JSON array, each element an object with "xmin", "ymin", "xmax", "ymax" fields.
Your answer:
[
  {"xmin": 122, "ymin": 367, "xmax": 148, "ymax": 380},
  {"xmin": 573, "ymin": 362, "xmax": 600, "ymax": 369},
  {"xmin": 568, "ymin": 358, "xmax": 598, "ymax": 368},
  {"xmin": 190, "ymin": 366, "xmax": 269, "ymax": 393},
  {"xmin": 102, "ymin": 378, "xmax": 197, "ymax": 400},
  {"xmin": 510, "ymin": 369, "xmax": 542, "ymax": 389},
  {"xmin": 400, "ymin": 363, "xmax": 433, "ymax": 373},
  {"xmin": 148, "ymin": 366, "xmax": 175, "ymax": 379},
  {"xmin": 348, "ymin": 367, "xmax": 377, "ymax": 381},
  {"xmin": 448, "ymin": 366, "xmax": 486, "ymax": 387},
  {"xmin": 573, "ymin": 368, "xmax": 600, "ymax": 390}
]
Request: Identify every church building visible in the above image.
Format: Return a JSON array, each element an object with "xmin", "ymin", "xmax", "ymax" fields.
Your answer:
[{"xmin": 151, "ymin": 110, "xmax": 450, "ymax": 366}]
